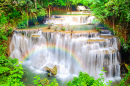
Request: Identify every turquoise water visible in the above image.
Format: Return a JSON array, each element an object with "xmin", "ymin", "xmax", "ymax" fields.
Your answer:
[
  {"xmin": 74, "ymin": 25, "xmax": 94, "ymax": 31},
  {"xmin": 22, "ymin": 65, "xmax": 67, "ymax": 86},
  {"xmin": 28, "ymin": 24, "xmax": 47, "ymax": 29}
]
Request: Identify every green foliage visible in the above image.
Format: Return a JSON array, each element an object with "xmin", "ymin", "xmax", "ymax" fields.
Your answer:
[
  {"xmin": 0, "ymin": 0, "xmax": 47, "ymax": 29},
  {"xmin": 0, "ymin": 11, "xmax": 24, "ymax": 85},
  {"xmin": 6, "ymin": 27, "xmax": 13, "ymax": 36},
  {"xmin": 0, "ymin": 25, "xmax": 13, "ymax": 56},
  {"xmin": 48, "ymin": 78, "xmax": 58, "ymax": 86},
  {"xmin": 33, "ymin": 75, "xmax": 58, "ymax": 86},
  {"xmin": 0, "ymin": 27, "xmax": 13, "ymax": 42},
  {"xmin": 17, "ymin": 20, "xmax": 27, "ymax": 29},
  {"xmin": 121, "ymin": 35, "xmax": 130, "ymax": 52},
  {"xmin": 61, "ymin": 27, "xmax": 66, "ymax": 31},
  {"xmin": 0, "ymin": 44, "xmax": 7, "ymax": 55},
  {"xmin": 85, "ymin": 0, "xmax": 130, "ymax": 52},
  {"xmin": 51, "ymin": 10, "xmax": 66, "ymax": 15},
  {"xmin": 34, "ymin": 20, "xmax": 39, "ymax": 25},
  {"xmin": 40, "ymin": 78, "xmax": 49, "ymax": 85},
  {"xmin": 93, "ymin": 19, "xmax": 100, "ymax": 24},
  {"xmin": 8, "ymin": 8, "xmax": 21, "ymax": 19},
  {"xmin": 37, "ymin": 8, "xmax": 47, "ymax": 17},
  {"xmin": 96, "ymin": 27, "xmax": 101, "ymax": 32},
  {"xmin": 67, "ymin": 72, "xmax": 100, "ymax": 86},
  {"xmin": 119, "ymin": 66, "xmax": 130, "ymax": 86},
  {"xmin": 0, "ymin": 55, "xmax": 24, "ymax": 86},
  {"xmin": 67, "ymin": 68, "xmax": 112, "ymax": 86},
  {"xmin": 0, "ymin": 12, "xmax": 8, "ymax": 25},
  {"xmin": 0, "ymin": 34, "xmax": 24, "ymax": 86},
  {"xmin": 33, "ymin": 75, "xmax": 41, "ymax": 85}
]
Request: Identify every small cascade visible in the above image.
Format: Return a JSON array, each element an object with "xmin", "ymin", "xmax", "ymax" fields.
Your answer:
[
  {"xmin": 86, "ymin": 16, "xmax": 96, "ymax": 24},
  {"xmin": 10, "ymin": 29, "xmax": 121, "ymax": 81},
  {"xmin": 45, "ymin": 15, "xmax": 96, "ymax": 25},
  {"xmin": 101, "ymin": 30, "xmax": 112, "ymax": 35}
]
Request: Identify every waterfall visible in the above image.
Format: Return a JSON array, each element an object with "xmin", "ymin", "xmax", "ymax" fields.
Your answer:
[
  {"xmin": 10, "ymin": 29, "xmax": 121, "ymax": 81},
  {"xmin": 45, "ymin": 15, "xmax": 96, "ymax": 25}
]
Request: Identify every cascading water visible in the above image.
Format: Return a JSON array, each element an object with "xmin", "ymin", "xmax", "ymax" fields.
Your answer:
[
  {"xmin": 10, "ymin": 28, "xmax": 121, "ymax": 83},
  {"xmin": 45, "ymin": 15, "xmax": 96, "ymax": 25}
]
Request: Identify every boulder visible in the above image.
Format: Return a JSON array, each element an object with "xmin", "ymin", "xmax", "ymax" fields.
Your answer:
[
  {"xmin": 44, "ymin": 65, "xmax": 57, "ymax": 76},
  {"xmin": 48, "ymin": 73, "xmax": 50, "ymax": 76},
  {"xmin": 51, "ymin": 66, "xmax": 57, "ymax": 76},
  {"xmin": 44, "ymin": 66, "xmax": 51, "ymax": 72}
]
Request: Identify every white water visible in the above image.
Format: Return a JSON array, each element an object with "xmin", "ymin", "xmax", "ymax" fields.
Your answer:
[
  {"xmin": 10, "ymin": 29, "xmax": 121, "ymax": 82},
  {"xmin": 45, "ymin": 15, "xmax": 96, "ymax": 25}
]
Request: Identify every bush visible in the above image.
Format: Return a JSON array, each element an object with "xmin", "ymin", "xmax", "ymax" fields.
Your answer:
[
  {"xmin": 119, "ymin": 66, "xmax": 130, "ymax": 86},
  {"xmin": 61, "ymin": 27, "xmax": 66, "ymax": 31},
  {"xmin": 0, "ymin": 27, "xmax": 24, "ymax": 86},
  {"xmin": 0, "ymin": 55, "xmax": 24, "ymax": 86},
  {"xmin": 67, "ymin": 71, "xmax": 112, "ymax": 86},
  {"xmin": 96, "ymin": 27, "xmax": 101, "ymax": 32},
  {"xmin": 17, "ymin": 20, "xmax": 27, "ymax": 29},
  {"xmin": 33, "ymin": 75, "xmax": 58, "ymax": 86}
]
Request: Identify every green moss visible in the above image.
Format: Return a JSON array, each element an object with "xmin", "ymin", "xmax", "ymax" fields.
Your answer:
[{"xmin": 51, "ymin": 66, "xmax": 57, "ymax": 76}]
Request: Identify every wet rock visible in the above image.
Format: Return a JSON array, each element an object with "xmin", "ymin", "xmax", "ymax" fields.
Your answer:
[
  {"xmin": 48, "ymin": 73, "xmax": 50, "ymax": 76},
  {"xmin": 51, "ymin": 66, "xmax": 57, "ymax": 76},
  {"xmin": 6, "ymin": 36, "xmax": 12, "ymax": 57},
  {"xmin": 44, "ymin": 65, "xmax": 57, "ymax": 76},
  {"xmin": 44, "ymin": 66, "xmax": 51, "ymax": 72}
]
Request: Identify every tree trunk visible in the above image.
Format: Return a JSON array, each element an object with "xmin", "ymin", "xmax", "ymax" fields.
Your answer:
[
  {"xmin": 49, "ymin": 7, "xmax": 51, "ymax": 18},
  {"xmin": 113, "ymin": 18, "xmax": 115, "ymax": 35},
  {"xmin": 125, "ymin": 22, "xmax": 128, "ymax": 42},
  {"xmin": 34, "ymin": 0, "xmax": 37, "ymax": 19},
  {"xmin": 50, "ymin": 9, "xmax": 52, "ymax": 12},
  {"xmin": 66, "ymin": 7, "xmax": 67, "ymax": 11},
  {"xmin": 27, "ymin": 12, "xmax": 28, "ymax": 27},
  {"xmin": 34, "ymin": 0, "xmax": 37, "ymax": 9}
]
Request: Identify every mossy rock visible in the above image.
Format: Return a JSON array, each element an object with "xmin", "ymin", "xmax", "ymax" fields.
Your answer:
[
  {"xmin": 44, "ymin": 65, "xmax": 57, "ymax": 76},
  {"xmin": 44, "ymin": 66, "xmax": 51, "ymax": 72},
  {"xmin": 51, "ymin": 66, "xmax": 57, "ymax": 76},
  {"xmin": 48, "ymin": 73, "xmax": 50, "ymax": 76}
]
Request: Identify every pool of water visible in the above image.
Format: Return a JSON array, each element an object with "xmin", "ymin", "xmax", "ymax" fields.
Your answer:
[
  {"xmin": 22, "ymin": 64, "xmax": 130, "ymax": 86},
  {"xmin": 22, "ymin": 64, "xmax": 73, "ymax": 86},
  {"xmin": 28, "ymin": 24, "xmax": 48, "ymax": 29},
  {"xmin": 74, "ymin": 24, "xmax": 94, "ymax": 31}
]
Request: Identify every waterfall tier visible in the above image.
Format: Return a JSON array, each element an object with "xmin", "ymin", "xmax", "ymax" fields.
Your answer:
[
  {"xmin": 45, "ymin": 15, "xmax": 97, "ymax": 25},
  {"xmin": 10, "ymin": 29, "xmax": 121, "ymax": 81}
]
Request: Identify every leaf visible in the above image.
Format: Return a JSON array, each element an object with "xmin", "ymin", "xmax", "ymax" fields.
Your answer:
[
  {"xmin": 37, "ymin": 77, "xmax": 40, "ymax": 80},
  {"xmin": 99, "ymin": 73, "xmax": 103, "ymax": 76},
  {"xmin": 38, "ymin": 84, "xmax": 42, "ymax": 86}
]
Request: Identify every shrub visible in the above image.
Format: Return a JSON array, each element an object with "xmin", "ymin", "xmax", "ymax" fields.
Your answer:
[
  {"xmin": 0, "ymin": 27, "xmax": 24, "ymax": 86},
  {"xmin": 119, "ymin": 66, "xmax": 130, "ymax": 86},
  {"xmin": 0, "ymin": 55, "xmax": 24, "ymax": 86},
  {"xmin": 61, "ymin": 27, "xmax": 66, "ymax": 31},
  {"xmin": 67, "ymin": 68, "xmax": 112, "ymax": 86},
  {"xmin": 17, "ymin": 20, "xmax": 27, "ymax": 29},
  {"xmin": 33, "ymin": 75, "xmax": 58, "ymax": 86}
]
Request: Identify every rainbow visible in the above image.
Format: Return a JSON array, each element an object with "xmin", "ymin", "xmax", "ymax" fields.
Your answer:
[{"xmin": 22, "ymin": 43, "xmax": 84, "ymax": 69}]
